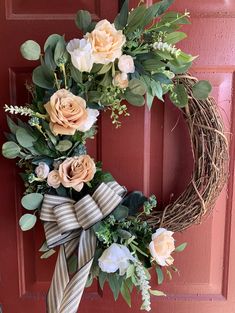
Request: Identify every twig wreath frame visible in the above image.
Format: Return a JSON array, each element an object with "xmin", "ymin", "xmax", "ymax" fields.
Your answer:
[{"xmin": 1, "ymin": 0, "xmax": 229, "ymax": 312}]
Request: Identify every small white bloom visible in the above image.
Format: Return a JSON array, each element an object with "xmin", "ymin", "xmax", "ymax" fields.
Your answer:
[
  {"xmin": 35, "ymin": 162, "xmax": 50, "ymax": 180},
  {"xmin": 67, "ymin": 38, "xmax": 94, "ymax": 73},
  {"xmin": 77, "ymin": 109, "xmax": 99, "ymax": 132},
  {"xmin": 112, "ymin": 72, "xmax": 129, "ymax": 89},
  {"xmin": 98, "ymin": 243, "xmax": 135, "ymax": 275},
  {"xmin": 118, "ymin": 54, "xmax": 135, "ymax": 74},
  {"xmin": 149, "ymin": 228, "xmax": 175, "ymax": 266}
]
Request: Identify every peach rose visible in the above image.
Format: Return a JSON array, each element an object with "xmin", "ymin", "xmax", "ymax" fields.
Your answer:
[
  {"xmin": 149, "ymin": 228, "xmax": 175, "ymax": 266},
  {"xmin": 45, "ymin": 89, "xmax": 99, "ymax": 136},
  {"xmin": 113, "ymin": 72, "xmax": 129, "ymax": 89},
  {"xmin": 47, "ymin": 170, "xmax": 61, "ymax": 189},
  {"xmin": 58, "ymin": 155, "xmax": 96, "ymax": 192},
  {"xmin": 87, "ymin": 20, "xmax": 126, "ymax": 64}
]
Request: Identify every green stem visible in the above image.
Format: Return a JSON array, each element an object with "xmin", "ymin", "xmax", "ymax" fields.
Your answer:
[
  {"xmin": 54, "ymin": 73, "xmax": 60, "ymax": 90},
  {"xmin": 61, "ymin": 64, "xmax": 68, "ymax": 89}
]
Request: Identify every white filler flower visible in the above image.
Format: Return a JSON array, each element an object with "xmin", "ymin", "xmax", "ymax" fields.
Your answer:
[{"xmin": 98, "ymin": 243, "xmax": 135, "ymax": 275}]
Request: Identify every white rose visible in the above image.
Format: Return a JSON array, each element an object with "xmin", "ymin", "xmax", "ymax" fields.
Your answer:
[
  {"xmin": 98, "ymin": 243, "xmax": 135, "ymax": 275},
  {"xmin": 77, "ymin": 109, "xmax": 99, "ymax": 132},
  {"xmin": 149, "ymin": 228, "xmax": 175, "ymax": 266},
  {"xmin": 118, "ymin": 55, "xmax": 135, "ymax": 74},
  {"xmin": 67, "ymin": 38, "xmax": 94, "ymax": 73},
  {"xmin": 35, "ymin": 162, "xmax": 50, "ymax": 180}
]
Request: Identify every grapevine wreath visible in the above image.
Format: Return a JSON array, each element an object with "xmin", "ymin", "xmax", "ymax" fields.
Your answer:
[{"xmin": 2, "ymin": 0, "xmax": 228, "ymax": 312}]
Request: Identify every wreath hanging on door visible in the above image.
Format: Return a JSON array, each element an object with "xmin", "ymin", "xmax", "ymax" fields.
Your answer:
[{"xmin": 2, "ymin": 0, "xmax": 228, "ymax": 312}]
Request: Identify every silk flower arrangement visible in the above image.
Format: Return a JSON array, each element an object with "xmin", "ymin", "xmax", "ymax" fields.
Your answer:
[{"xmin": 1, "ymin": 0, "xmax": 228, "ymax": 312}]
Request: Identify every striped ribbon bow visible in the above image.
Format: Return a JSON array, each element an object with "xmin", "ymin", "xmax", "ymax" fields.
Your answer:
[{"xmin": 40, "ymin": 181, "xmax": 126, "ymax": 313}]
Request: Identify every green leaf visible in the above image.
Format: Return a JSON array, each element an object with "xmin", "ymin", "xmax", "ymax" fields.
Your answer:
[
  {"xmin": 113, "ymin": 205, "xmax": 129, "ymax": 220},
  {"xmin": 165, "ymin": 31, "xmax": 187, "ymax": 45},
  {"xmin": 7, "ymin": 116, "xmax": 18, "ymax": 134},
  {"xmin": 20, "ymin": 40, "xmax": 41, "ymax": 61},
  {"xmin": 177, "ymin": 51, "xmax": 197, "ymax": 64},
  {"xmin": 68, "ymin": 254, "xmax": 78, "ymax": 274},
  {"xmin": 87, "ymin": 91, "xmax": 102, "ymax": 103},
  {"xmin": 124, "ymin": 91, "xmax": 145, "ymax": 106},
  {"xmin": 33, "ymin": 140, "xmax": 57, "ymax": 158},
  {"xmin": 70, "ymin": 64, "xmax": 82, "ymax": 84},
  {"xmin": 99, "ymin": 271, "xmax": 107, "ymax": 290},
  {"xmin": 117, "ymin": 229, "xmax": 132, "ymax": 239},
  {"xmin": 153, "ymin": 73, "xmax": 172, "ymax": 84},
  {"xmin": 126, "ymin": 5, "xmax": 146, "ymax": 34},
  {"xmin": 2, "ymin": 141, "xmax": 21, "ymax": 159},
  {"xmin": 126, "ymin": 264, "xmax": 135, "ymax": 279},
  {"xmin": 16, "ymin": 127, "xmax": 36, "ymax": 148},
  {"xmin": 75, "ymin": 10, "xmax": 92, "ymax": 33},
  {"xmin": 55, "ymin": 140, "xmax": 73, "ymax": 152},
  {"xmin": 108, "ymin": 274, "xmax": 122, "ymax": 301},
  {"xmin": 170, "ymin": 84, "xmax": 188, "ymax": 107},
  {"xmin": 40, "ymin": 249, "xmax": 56, "ymax": 259},
  {"xmin": 44, "ymin": 34, "xmax": 61, "ymax": 52},
  {"xmin": 45, "ymin": 46, "xmax": 57, "ymax": 71},
  {"xmin": 120, "ymin": 282, "xmax": 131, "ymax": 307},
  {"xmin": 21, "ymin": 193, "xmax": 43, "ymax": 210},
  {"xmin": 168, "ymin": 60, "xmax": 192, "ymax": 74},
  {"xmin": 19, "ymin": 214, "xmax": 37, "ymax": 231},
  {"xmin": 156, "ymin": 266, "xmax": 164, "ymax": 285},
  {"xmin": 85, "ymin": 275, "xmax": 93, "ymax": 288},
  {"xmin": 192, "ymin": 80, "xmax": 212, "ymax": 100},
  {"xmin": 142, "ymin": 59, "xmax": 165, "ymax": 72},
  {"xmin": 128, "ymin": 79, "xmax": 146, "ymax": 96},
  {"xmin": 54, "ymin": 37, "xmax": 69, "ymax": 66},
  {"xmin": 151, "ymin": 80, "xmax": 163, "ymax": 101},
  {"xmin": 98, "ymin": 63, "xmax": 112, "ymax": 75},
  {"xmin": 149, "ymin": 289, "xmax": 166, "ymax": 297},
  {"xmin": 32, "ymin": 65, "xmax": 54, "ymax": 89},
  {"xmin": 122, "ymin": 191, "xmax": 147, "ymax": 216},
  {"xmin": 174, "ymin": 242, "xmax": 187, "ymax": 252},
  {"xmin": 114, "ymin": 0, "xmax": 129, "ymax": 30}
]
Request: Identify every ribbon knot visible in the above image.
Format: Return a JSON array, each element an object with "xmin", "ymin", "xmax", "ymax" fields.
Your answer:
[{"xmin": 40, "ymin": 180, "xmax": 126, "ymax": 313}]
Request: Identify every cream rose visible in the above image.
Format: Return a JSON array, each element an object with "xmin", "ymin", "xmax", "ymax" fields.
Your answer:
[
  {"xmin": 58, "ymin": 155, "xmax": 96, "ymax": 192},
  {"xmin": 149, "ymin": 228, "xmax": 175, "ymax": 266},
  {"xmin": 118, "ymin": 54, "xmax": 135, "ymax": 74},
  {"xmin": 35, "ymin": 162, "xmax": 50, "ymax": 180},
  {"xmin": 45, "ymin": 89, "xmax": 99, "ymax": 136},
  {"xmin": 47, "ymin": 170, "xmax": 61, "ymax": 189},
  {"xmin": 98, "ymin": 243, "xmax": 135, "ymax": 275},
  {"xmin": 87, "ymin": 20, "xmax": 126, "ymax": 64},
  {"xmin": 113, "ymin": 72, "xmax": 129, "ymax": 89},
  {"xmin": 67, "ymin": 38, "xmax": 94, "ymax": 73}
]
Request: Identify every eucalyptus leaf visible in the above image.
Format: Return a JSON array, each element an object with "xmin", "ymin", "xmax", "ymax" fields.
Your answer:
[
  {"xmin": 170, "ymin": 84, "xmax": 188, "ymax": 107},
  {"xmin": 113, "ymin": 205, "xmax": 129, "ymax": 220},
  {"xmin": 44, "ymin": 34, "xmax": 61, "ymax": 52},
  {"xmin": 128, "ymin": 79, "xmax": 146, "ymax": 96},
  {"xmin": 192, "ymin": 80, "xmax": 212, "ymax": 100},
  {"xmin": 54, "ymin": 37, "xmax": 69, "ymax": 66},
  {"xmin": 56, "ymin": 140, "xmax": 73, "ymax": 152},
  {"xmin": 2, "ymin": 141, "xmax": 21, "ymax": 159},
  {"xmin": 75, "ymin": 10, "xmax": 92, "ymax": 33},
  {"xmin": 20, "ymin": 40, "xmax": 41, "ymax": 61},
  {"xmin": 19, "ymin": 214, "xmax": 37, "ymax": 231},
  {"xmin": 7, "ymin": 116, "xmax": 18, "ymax": 134},
  {"xmin": 124, "ymin": 91, "xmax": 145, "ymax": 106},
  {"xmin": 33, "ymin": 65, "xmax": 54, "ymax": 89},
  {"xmin": 45, "ymin": 46, "xmax": 57, "ymax": 71},
  {"xmin": 21, "ymin": 193, "xmax": 43, "ymax": 210},
  {"xmin": 16, "ymin": 127, "xmax": 36, "ymax": 148}
]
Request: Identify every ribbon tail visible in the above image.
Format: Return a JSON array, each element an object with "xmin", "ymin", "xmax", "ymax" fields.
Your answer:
[{"xmin": 47, "ymin": 229, "xmax": 96, "ymax": 313}]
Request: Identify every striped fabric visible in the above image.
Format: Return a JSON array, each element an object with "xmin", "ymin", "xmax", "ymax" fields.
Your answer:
[{"xmin": 40, "ymin": 181, "xmax": 126, "ymax": 313}]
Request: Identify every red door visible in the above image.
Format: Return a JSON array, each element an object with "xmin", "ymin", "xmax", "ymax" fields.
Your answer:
[{"xmin": 0, "ymin": 1, "xmax": 235, "ymax": 313}]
